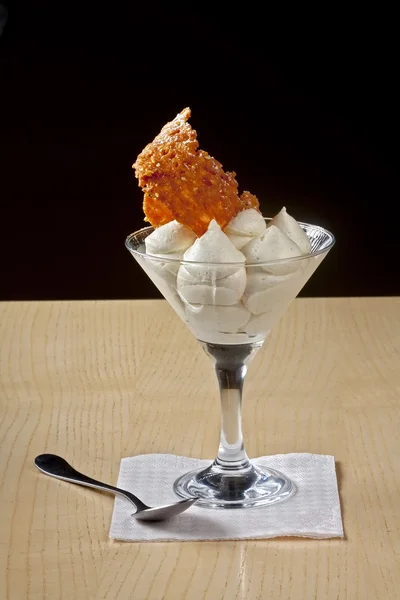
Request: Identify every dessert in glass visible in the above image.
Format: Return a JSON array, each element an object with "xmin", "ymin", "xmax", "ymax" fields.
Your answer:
[{"xmin": 126, "ymin": 109, "xmax": 335, "ymax": 509}]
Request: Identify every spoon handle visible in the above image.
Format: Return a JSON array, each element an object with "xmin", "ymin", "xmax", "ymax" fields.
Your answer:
[{"xmin": 34, "ymin": 454, "xmax": 148, "ymax": 512}]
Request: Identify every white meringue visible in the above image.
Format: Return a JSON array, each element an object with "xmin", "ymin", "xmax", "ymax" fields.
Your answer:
[
  {"xmin": 268, "ymin": 207, "xmax": 311, "ymax": 254},
  {"xmin": 177, "ymin": 266, "xmax": 246, "ymax": 306},
  {"xmin": 224, "ymin": 208, "xmax": 267, "ymax": 249},
  {"xmin": 183, "ymin": 220, "xmax": 245, "ymax": 279},
  {"xmin": 241, "ymin": 225, "xmax": 302, "ymax": 275}
]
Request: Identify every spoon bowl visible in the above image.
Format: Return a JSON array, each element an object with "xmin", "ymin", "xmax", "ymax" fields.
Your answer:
[{"xmin": 34, "ymin": 454, "xmax": 197, "ymax": 521}]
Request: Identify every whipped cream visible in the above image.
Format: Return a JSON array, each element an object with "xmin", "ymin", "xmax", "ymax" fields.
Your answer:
[
  {"xmin": 268, "ymin": 207, "xmax": 311, "ymax": 255},
  {"xmin": 241, "ymin": 225, "xmax": 302, "ymax": 275},
  {"xmin": 145, "ymin": 220, "xmax": 197, "ymax": 275},
  {"xmin": 185, "ymin": 302, "xmax": 250, "ymax": 337},
  {"xmin": 243, "ymin": 271, "xmax": 301, "ymax": 315},
  {"xmin": 134, "ymin": 253, "xmax": 185, "ymax": 317},
  {"xmin": 183, "ymin": 220, "xmax": 245, "ymax": 279},
  {"xmin": 177, "ymin": 266, "xmax": 246, "ymax": 306},
  {"xmin": 139, "ymin": 208, "xmax": 314, "ymax": 344},
  {"xmin": 145, "ymin": 220, "xmax": 196, "ymax": 255},
  {"xmin": 224, "ymin": 208, "xmax": 267, "ymax": 249}
]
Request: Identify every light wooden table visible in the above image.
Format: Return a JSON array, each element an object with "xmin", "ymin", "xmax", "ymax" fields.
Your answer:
[{"xmin": 0, "ymin": 298, "xmax": 399, "ymax": 599}]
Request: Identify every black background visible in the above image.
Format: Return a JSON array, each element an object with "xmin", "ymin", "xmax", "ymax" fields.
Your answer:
[{"xmin": 1, "ymin": 4, "xmax": 399, "ymax": 301}]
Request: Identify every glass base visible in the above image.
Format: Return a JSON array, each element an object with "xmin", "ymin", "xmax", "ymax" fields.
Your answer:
[{"xmin": 173, "ymin": 461, "xmax": 296, "ymax": 509}]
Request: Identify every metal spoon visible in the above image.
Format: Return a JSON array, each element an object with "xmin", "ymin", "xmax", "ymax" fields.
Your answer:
[{"xmin": 34, "ymin": 454, "xmax": 197, "ymax": 521}]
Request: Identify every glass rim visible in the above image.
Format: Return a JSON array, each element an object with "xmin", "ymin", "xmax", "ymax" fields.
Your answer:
[{"xmin": 125, "ymin": 218, "xmax": 335, "ymax": 268}]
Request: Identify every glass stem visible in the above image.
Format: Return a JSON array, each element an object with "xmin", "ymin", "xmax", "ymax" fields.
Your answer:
[{"xmin": 201, "ymin": 341, "xmax": 264, "ymax": 469}]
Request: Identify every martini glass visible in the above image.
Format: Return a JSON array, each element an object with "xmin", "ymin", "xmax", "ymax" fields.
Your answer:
[{"xmin": 125, "ymin": 219, "xmax": 335, "ymax": 509}]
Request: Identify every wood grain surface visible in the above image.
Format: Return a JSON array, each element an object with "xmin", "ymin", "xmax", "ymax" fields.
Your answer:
[{"xmin": 0, "ymin": 298, "xmax": 399, "ymax": 599}]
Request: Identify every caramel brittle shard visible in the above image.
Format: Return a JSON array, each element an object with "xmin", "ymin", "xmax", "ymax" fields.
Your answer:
[{"xmin": 133, "ymin": 108, "xmax": 259, "ymax": 236}]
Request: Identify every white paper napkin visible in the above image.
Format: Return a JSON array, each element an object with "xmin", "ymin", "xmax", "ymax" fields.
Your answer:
[{"xmin": 109, "ymin": 453, "xmax": 343, "ymax": 542}]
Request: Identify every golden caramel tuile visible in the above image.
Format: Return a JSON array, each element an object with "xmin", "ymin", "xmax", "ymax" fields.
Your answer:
[{"xmin": 133, "ymin": 108, "xmax": 260, "ymax": 236}]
